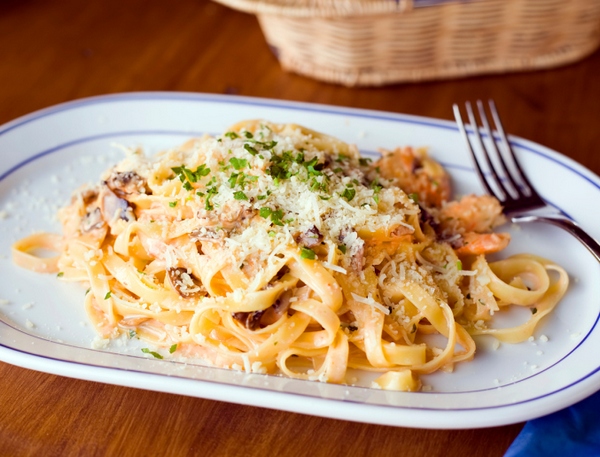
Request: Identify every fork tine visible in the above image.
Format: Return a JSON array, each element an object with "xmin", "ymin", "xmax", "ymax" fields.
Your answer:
[
  {"xmin": 452, "ymin": 102, "xmax": 503, "ymax": 200},
  {"xmin": 475, "ymin": 100, "xmax": 522, "ymax": 199},
  {"xmin": 487, "ymin": 100, "xmax": 538, "ymax": 198}
]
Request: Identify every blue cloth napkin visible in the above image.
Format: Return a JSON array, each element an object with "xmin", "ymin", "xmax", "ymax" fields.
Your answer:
[{"xmin": 504, "ymin": 391, "xmax": 600, "ymax": 456}]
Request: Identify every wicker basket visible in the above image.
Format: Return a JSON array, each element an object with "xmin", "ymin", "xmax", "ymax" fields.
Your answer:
[{"xmin": 213, "ymin": 0, "xmax": 600, "ymax": 86}]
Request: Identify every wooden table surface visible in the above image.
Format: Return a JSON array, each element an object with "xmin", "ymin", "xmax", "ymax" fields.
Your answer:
[{"xmin": 1, "ymin": 1, "xmax": 599, "ymax": 455}]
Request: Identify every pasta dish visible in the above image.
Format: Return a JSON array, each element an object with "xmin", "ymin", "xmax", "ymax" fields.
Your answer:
[{"xmin": 12, "ymin": 120, "xmax": 568, "ymax": 391}]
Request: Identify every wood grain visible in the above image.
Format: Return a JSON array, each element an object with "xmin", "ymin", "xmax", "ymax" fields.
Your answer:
[{"xmin": 1, "ymin": 0, "xmax": 598, "ymax": 455}]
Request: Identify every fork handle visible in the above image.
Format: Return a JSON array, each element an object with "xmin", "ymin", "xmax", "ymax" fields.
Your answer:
[{"xmin": 512, "ymin": 214, "xmax": 600, "ymax": 263}]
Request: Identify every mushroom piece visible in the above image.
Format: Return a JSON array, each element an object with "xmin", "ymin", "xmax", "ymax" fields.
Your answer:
[
  {"xmin": 80, "ymin": 207, "xmax": 105, "ymax": 232},
  {"xmin": 233, "ymin": 289, "xmax": 294, "ymax": 330},
  {"xmin": 167, "ymin": 267, "xmax": 205, "ymax": 298},
  {"xmin": 189, "ymin": 226, "xmax": 227, "ymax": 242},
  {"xmin": 295, "ymin": 225, "xmax": 323, "ymax": 249},
  {"xmin": 105, "ymin": 171, "xmax": 147, "ymax": 198},
  {"xmin": 232, "ymin": 310, "xmax": 265, "ymax": 331},
  {"xmin": 99, "ymin": 187, "xmax": 135, "ymax": 224}
]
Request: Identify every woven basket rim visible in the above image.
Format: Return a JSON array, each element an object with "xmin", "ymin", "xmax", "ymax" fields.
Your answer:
[{"xmin": 212, "ymin": 0, "xmax": 414, "ymax": 17}]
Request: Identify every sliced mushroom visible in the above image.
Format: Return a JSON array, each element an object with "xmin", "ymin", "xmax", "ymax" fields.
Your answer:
[
  {"xmin": 105, "ymin": 171, "xmax": 147, "ymax": 197},
  {"xmin": 260, "ymin": 289, "xmax": 293, "ymax": 326},
  {"xmin": 100, "ymin": 187, "xmax": 135, "ymax": 223},
  {"xmin": 232, "ymin": 310, "xmax": 265, "ymax": 331},
  {"xmin": 295, "ymin": 225, "xmax": 323, "ymax": 249},
  {"xmin": 81, "ymin": 207, "xmax": 105, "ymax": 232},
  {"xmin": 189, "ymin": 226, "xmax": 226, "ymax": 242},
  {"xmin": 167, "ymin": 267, "xmax": 205, "ymax": 298},
  {"xmin": 350, "ymin": 244, "xmax": 365, "ymax": 273}
]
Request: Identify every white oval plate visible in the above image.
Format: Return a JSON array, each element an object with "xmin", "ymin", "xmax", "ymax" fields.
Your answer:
[{"xmin": 1, "ymin": 93, "xmax": 599, "ymax": 429}]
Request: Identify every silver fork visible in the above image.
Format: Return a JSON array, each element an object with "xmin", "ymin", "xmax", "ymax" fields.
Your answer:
[{"xmin": 453, "ymin": 100, "xmax": 600, "ymax": 262}]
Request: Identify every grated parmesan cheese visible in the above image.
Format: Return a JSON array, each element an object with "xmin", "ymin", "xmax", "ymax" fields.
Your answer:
[{"xmin": 351, "ymin": 292, "xmax": 390, "ymax": 315}]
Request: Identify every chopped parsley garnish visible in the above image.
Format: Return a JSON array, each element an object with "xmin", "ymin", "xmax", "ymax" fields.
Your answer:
[
  {"xmin": 300, "ymin": 247, "xmax": 316, "ymax": 260},
  {"xmin": 233, "ymin": 191, "xmax": 248, "ymax": 201},
  {"xmin": 310, "ymin": 177, "xmax": 327, "ymax": 192},
  {"xmin": 244, "ymin": 131, "xmax": 253, "ymax": 139},
  {"xmin": 204, "ymin": 186, "xmax": 218, "ymax": 211},
  {"xmin": 370, "ymin": 179, "xmax": 382, "ymax": 204},
  {"xmin": 229, "ymin": 157, "xmax": 248, "ymax": 170},
  {"xmin": 229, "ymin": 172, "xmax": 257, "ymax": 189},
  {"xmin": 169, "ymin": 201, "xmax": 177, "ymax": 207},
  {"xmin": 169, "ymin": 344, "xmax": 178, "ymax": 353},
  {"xmin": 408, "ymin": 193, "xmax": 419, "ymax": 203},
  {"xmin": 340, "ymin": 187, "xmax": 356, "ymax": 202},
  {"xmin": 456, "ymin": 260, "xmax": 463, "ymax": 271},
  {"xmin": 224, "ymin": 131, "xmax": 239, "ymax": 139},
  {"xmin": 359, "ymin": 157, "xmax": 372, "ymax": 166},
  {"xmin": 244, "ymin": 144, "xmax": 258, "ymax": 156},
  {"xmin": 338, "ymin": 244, "xmax": 347, "ymax": 254},
  {"xmin": 104, "ymin": 291, "xmax": 112, "ymax": 300},
  {"xmin": 129, "ymin": 330, "xmax": 136, "ymax": 338},
  {"xmin": 141, "ymin": 348, "xmax": 163, "ymax": 359},
  {"xmin": 171, "ymin": 164, "xmax": 211, "ymax": 190},
  {"xmin": 56, "ymin": 272, "xmax": 64, "ymax": 277},
  {"xmin": 303, "ymin": 157, "xmax": 323, "ymax": 177},
  {"xmin": 267, "ymin": 151, "xmax": 296, "ymax": 180},
  {"xmin": 259, "ymin": 207, "xmax": 284, "ymax": 226}
]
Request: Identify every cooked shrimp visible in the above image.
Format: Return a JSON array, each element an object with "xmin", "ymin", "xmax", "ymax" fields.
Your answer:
[
  {"xmin": 436, "ymin": 195, "xmax": 506, "ymax": 234},
  {"xmin": 456, "ymin": 232, "xmax": 510, "ymax": 256},
  {"xmin": 373, "ymin": 146, "xmax": 451, "ymax": 208},
  {"xmin": 434, "ymin": 195, "xmax": 510, "ymax": 255}
]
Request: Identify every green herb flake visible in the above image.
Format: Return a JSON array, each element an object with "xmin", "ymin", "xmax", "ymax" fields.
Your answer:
[
  {"xmin": 233, "ymin": 191, "xmax": 248, "ymax": 201},
  {"xmin": 244, "ymin": 143, "xmax": 258, "ymax": 156},
  {"xmin": 141, "ymin": 348, "xmax": 163, "ymax": 359},
  {"xmin": 259, "ymin": 207, "xmax": 273, "ymax": 219},
  {"xmin": 338, "ymin": 244, "xmax": 347, "ymax": 254},
  {"xmin": 129, "ymin": 330, "xmax": 136, "ymax": 339},
  {"xmin": 169, "ymin": 201, "xmax": 177, "ymax": 207},
  {"xmin": 244, "ymin": 131, "xmax": 254, "ymax": 139},
  {"xmin": 169, "ymin": 343, "xmax": 178, "ymax": 353},
  {"xmin": 56, "ymin": 272, "xmax": 64, "ymax": 277},
  {"xmin": 359, "ymin": 157, "xmax": 372, "ymax": 166},
  {"xmin": 259, "ymin": 207, "xmax": 284, "ymax": 226},
  {"xmin": 196, "ymin": 164, "xmax": 211, "ymax": 177},
  {"xmin": 456, "ymin": 260, "xmax": 463, "ymax": 271},
  {"xmin": 340, "ymin": 187, "xmax": 356, "ymax": 202},
  {"xmin": 408, "ymin": 193, "xmax": 419, "ymax": 203},
  {"xmin": 300, "ymin": 247, "xmax": 316, "ymax": 260},
  {"xmin": 104, "ymin": 291, "xmax": 112, "ymax": 300},
  {"xmin": 229, "ymin": 157, "xmax": 248, "ymax": 170},
  {"xmin": 224, "ymin": 131, "xmax": 239, "ymax": 139}
]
